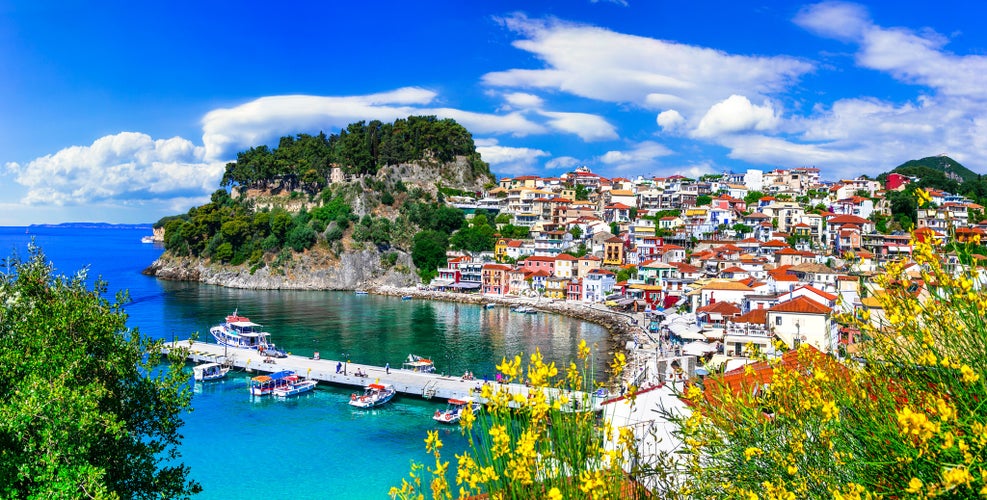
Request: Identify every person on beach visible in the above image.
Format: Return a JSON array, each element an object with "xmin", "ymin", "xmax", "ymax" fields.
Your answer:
[
  {"xmin": 385, "ymin": 362, "xmax": 390, "ymax": 374},
  {"xmin": 336, "ymin": 362, "xmax": 342, "ymax": 374}
]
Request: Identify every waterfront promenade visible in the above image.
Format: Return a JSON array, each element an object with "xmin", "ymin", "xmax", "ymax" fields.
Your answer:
[{"xmin": 167, "ymin": 340, "xmax": 601, "ymax": 408}]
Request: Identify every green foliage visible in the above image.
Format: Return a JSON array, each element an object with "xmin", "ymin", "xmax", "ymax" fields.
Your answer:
[
  {"xmin": 0, "ymin": 246, "xmax": 200, "ymax": 498},
  {"xmin": 569, "ymin": 225, "xmax": 583, "ymax": 239},
  {"xmin": 615, "ymin": 266, "xmax": 637, "ymax": 283},
  {"xmin": 696, "ymin": 195, "xmax": 712, "ymax": 206},
  {"xmin": 286, "ymin": 223, "xmax": 317, "ymax": 252},
  {"xmin": 383, "ymin": 252, "xmax": 399, "ymax": 268},
  {"xmin": 450, "ymin": 215, "xmax": 496, "ymax": 253},
  {"xmin": 574, "ymin": 184, "xmax": 590, "ymax": 201},
  {"xmin": 411, "ymin": 230, "xmax": 449, "ymax": 280},
  {"xmin": 219, "ymin": 117, "xmax": 493, "ymax": 192},
  {"xmin": 731, "ymin": 223, "xmax": 752, "ymax": 236}
]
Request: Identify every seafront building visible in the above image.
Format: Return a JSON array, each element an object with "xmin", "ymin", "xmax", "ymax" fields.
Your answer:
[{"xmin": 429, "ymin": 165, "xmax": 987, "ymax": 367}]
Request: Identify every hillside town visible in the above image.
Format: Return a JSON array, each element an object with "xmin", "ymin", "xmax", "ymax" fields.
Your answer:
[{"xmin": 426, "ymin": 165, "xmax": 985, "ymax": 366}]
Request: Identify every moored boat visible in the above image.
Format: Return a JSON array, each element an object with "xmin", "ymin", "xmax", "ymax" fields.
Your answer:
[
  {"xmin": 401, "ymin": 295, "xmax": 413, "ymax": 300},
  {"xmin": 193, "ymin": 362, "xmax": 230, "ymax": 382},
  {"xmin": 250, "ymin": 370, "xmax": 297, "ymax": 396},
  {"xmin": 433, "ymin": 397, "xmax": 480, "ymax": 424},
  {"xmin": 273, "ymin": 378, "xmax": 317, "ymax": 398},
  {"xmin": 348, "ymin": 383, "xmax": 396, "ymax": 408},
  {"xmin": 402, "ymin": 354, "xmax": 435, "ymax": 373},
  {"xmin": 209, "ymin": 311, "xmax": 287, "ymax": 357}
]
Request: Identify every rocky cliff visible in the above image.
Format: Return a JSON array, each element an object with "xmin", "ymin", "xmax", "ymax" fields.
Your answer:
[{"xmin": 143, "ymin": 246, "xmax": 417, "ymax": 290}]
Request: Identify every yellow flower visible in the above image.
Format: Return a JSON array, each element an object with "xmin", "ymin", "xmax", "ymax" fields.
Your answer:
[
  {"xmin": 424, "ymin": 430, "xmax": 443, "ymax": 454},
  {"xmin": 821, "ymin": 400, "xmax": 838, "ymax": 422},
  {"xmin": 941, "ymin": 465, "xmax": 973, "ymax": 491},
  {"xmin": 577, "ymin": 338, "xmax": 591, "ymax": 360},
  {"xmin": 960, "ymin": 364, "xmax": 980, "ymax": 384},
  {"xmin": 610, "ymin": 351, "xmax": 626, "ymax": 377},
  {"xmin": 489, "ymin": 424, "xmax": 511, "ymax": 459},
  {"xmin": 915, "ymin": 187, "xmax": 932, "ymax": 206},
  {"xmin": 744, "ymin": 447, "xmax": 764, "ymax": 461},
  {"xmin": 905, "ymin": 477, "xmax": 922, "ymax": 494}
]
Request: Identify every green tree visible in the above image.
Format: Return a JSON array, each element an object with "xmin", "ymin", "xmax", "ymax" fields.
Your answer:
[
  {"xmin": 0, "ymin": 246, "xmax": 200, "ymax": 498},
  {"xmin": 696, "ymin": 195, "xmax": 712, "ymax": 206},
  {"xmin": 574, "ymin": 184, "xmax": 589, "ymax": 201},
  {"xmin": 569, "ymin": 226, "xmax": 583, "ymax": 239},
  {"xmin": 412, "ymin": 230, "xmax": 449, "ymax": 280}
]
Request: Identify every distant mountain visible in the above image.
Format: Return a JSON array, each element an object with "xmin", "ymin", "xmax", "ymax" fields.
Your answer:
[{"xmin": 892, "ymin": 155, "xmax": 979, "ymax": 184}]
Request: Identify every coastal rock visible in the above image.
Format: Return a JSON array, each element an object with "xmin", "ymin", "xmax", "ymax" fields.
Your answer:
[{"xmin": 143, "ymin": 247, "xmax": 417, "ymax": 290}]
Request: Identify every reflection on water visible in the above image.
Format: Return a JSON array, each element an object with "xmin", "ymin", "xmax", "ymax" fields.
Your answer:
[{"xmin": 159, "ymin": 281, "xmax": 611, "ymax": 379}]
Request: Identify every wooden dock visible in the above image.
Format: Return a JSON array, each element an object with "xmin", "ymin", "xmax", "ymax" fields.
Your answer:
[{"xmin": 166, "ymin": 340, "xmax": 600, "ymax": 408}]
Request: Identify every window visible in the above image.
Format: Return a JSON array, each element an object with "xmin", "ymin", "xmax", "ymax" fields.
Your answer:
[{"xmin": 775, "ymin": 316, "xmax": 782, "ymax": 326}]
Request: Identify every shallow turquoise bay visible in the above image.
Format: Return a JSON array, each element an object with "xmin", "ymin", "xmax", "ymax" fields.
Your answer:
[{"xmin": 1, "ymin": 226, "xmax": 610, "ymax": 498}]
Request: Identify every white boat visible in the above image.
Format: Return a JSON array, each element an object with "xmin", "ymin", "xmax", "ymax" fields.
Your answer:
[
  {"xmin": 193, "ymin": 362, "xmax": 230, "ymax": 382},
  {"xmin": 484, "ymin": 303, "xmax": 496, "ymax": 309},
  {"xmin": 249, "ymin": 370, "xmax": 297, "ymax": 396},
  {"xmin": 402, "ymin": 354, "xmax": 436, "ymax": 373},
  {"xmin": 273, "ymin": 379, "xmax": 317, "ymax": 398},
  {"xmin": 209, "ymin": 311, "xmax": 287, "ymax": 357},
  {"xmin": 401, "ymin": 295, "xmax": 413, "ymax": 300},
  {"xmin": 140, "ymin": 235, "xmax": 155, "ymax": 243},
  {"xmin": 355, "ymin": 290, "xmax": 369, "ymax": 295},
  {"xmin": 348, "ymin": 383, "xmax": 396, "ymax": 408},
  {"xmin": 433, "ymin": 397, "xmax": 480, "ymax": 424}
]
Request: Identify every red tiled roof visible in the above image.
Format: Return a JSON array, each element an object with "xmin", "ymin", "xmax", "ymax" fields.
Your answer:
[
  {"xmin": 730, "ymin": 308, "xmax": 769, "ymax": 325},
  {"xmin": 769, "ymin": 296, "xmax": 831, "ymax": 314},
  {"xmin": 697, "ymin": 301, "xmax": 742, "ymax": 315}
]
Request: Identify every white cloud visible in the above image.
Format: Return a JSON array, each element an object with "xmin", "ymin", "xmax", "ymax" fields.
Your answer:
[
  {"xmin": 793, "ymin": 2, "xmax": 871, "ymax": 42},
  {"xmin": 546, "ymin": 156, "xmax": 581, "ymax": 170},
  {"xmin": 796, "ymin": 1, "xmax": 987, "ymax": 100},
  {"xmin": 4, "ymin": 132, "xmax": 222, "ymax": 206},
  {"xmin": 694, "ymin": 95, "xmax": 779, "ymax": 138},
  {"xmin": 537, "ymin": 110, "xmax": 618, "ymax": 141},
  {"xmin": 484, "ymin": 15, "xmax": 812, "ymax": 127},
  {"xmin": 201, "ymin": 87, "xmax": 547, "ymax": 160},
  {"xmin": 503, "ymin": 92, "xmax": 544, "ymax": 109},
  {"xmin": 598, "ymin": 140, "xmax": 673, "ymax": 171},
  {"xmin": 656, "ymin": 110, "xmax": 685, "ymax": 131},
  {"xmin": 474, "ymin": 138, "xmax": 550, "ymax": 176}
]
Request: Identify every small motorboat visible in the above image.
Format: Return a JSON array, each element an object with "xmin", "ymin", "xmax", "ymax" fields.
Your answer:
[
  {"xmin": 249, "ymin": 370, "xmax": 297, "ymax": 396},
  {"xmin": 401, "ymin": 295, "xmax": 413, "ymax": 300},
  {"xmin": 433, "ymin": 397, "xmax": 480, "ymax": 424},
  {"xmin": 193, "ymin": 362, "xmax": 230, "ymax": 382},
  {"xmin": 273, "ymin": 379, "xmax": 317, "ymax": 398},
  {"xmin": 349, "ymin": 383, "xmax": 396, "ymax": 408}
]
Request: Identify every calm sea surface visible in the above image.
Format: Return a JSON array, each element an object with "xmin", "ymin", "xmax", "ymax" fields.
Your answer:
[{"xmin": 0, "ymin": 225, "xmax": 609, "ymax": 499}]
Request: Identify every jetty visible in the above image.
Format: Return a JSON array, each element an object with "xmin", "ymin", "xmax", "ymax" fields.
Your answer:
[{"xmin": 166, "ymin": 340, "xmax": 603, "ymax": 409}]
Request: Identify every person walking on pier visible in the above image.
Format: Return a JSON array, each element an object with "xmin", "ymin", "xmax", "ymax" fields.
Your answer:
[
  {"xmin": 385, "ymin": 362, "xmax": 390, "ymax": 374},
  {"xmin": 336, "ymin": 361, "xmax": 342, "ymax": 374}
]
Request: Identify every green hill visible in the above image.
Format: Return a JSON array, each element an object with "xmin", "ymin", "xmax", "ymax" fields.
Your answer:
[{"xmin": 893, "ymin": 155, "xmax": 978, "ymax": 184}]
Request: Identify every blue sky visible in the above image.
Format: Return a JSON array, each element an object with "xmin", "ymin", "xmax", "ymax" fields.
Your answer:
[{"xmin": 3, "ymin": 1, "xmax": 987, "ymax": 225}]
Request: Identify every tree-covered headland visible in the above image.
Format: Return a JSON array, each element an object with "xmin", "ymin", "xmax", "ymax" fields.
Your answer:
[{"xmin": 156, "ymin": 116, "xmax": 494, "ymax": 281}]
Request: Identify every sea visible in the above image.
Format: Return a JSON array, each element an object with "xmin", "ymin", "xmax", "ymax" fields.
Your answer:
[{"xmin": 0, "ymin": 225, "xmax": 610, "ymax": 499}]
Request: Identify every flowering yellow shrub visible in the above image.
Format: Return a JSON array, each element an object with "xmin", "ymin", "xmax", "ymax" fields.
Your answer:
[
  {"xmin": 391, "ymin": 340, "xmax": 648, "ymax": 500},
  {"xmin": 657, "ymin": 236, "xmax": 987, "ymax": 498}
]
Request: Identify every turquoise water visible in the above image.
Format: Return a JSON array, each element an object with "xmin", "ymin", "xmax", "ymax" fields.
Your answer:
[{"xmin": 0, "ymin": 226, "xmax": 610, "ymax": 498}]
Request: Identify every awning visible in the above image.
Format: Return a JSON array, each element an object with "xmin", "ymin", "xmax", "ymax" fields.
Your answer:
[
  {"xmin": 450, "ymin": 282, "xmax": 481, "ymax": 289},
  {"xmin": 682, "ymin": 341, "xmax": 718, "ymax": 356}
]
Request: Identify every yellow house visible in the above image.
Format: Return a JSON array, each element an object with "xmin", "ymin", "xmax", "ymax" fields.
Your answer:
[
  {"xmin": 545, "ymin": 276, "xmax": 567, "ymax": 300},
  {"xmin": 604, "ymin": 236, "xmax": 624, "ymax": 266},
  {"xmin": 495, "ymin": 238, "xmax": 510, "ymax": 262}
]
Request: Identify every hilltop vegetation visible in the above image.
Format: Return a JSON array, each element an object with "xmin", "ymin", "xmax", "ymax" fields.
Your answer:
[
  {"xmin": 155, "ymin": 116, "xmax": 493, "ymax": 282},
  {"xmin": 220, "ymin": 115, "xmax": 490, "ymax": 194}
]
